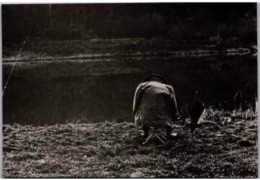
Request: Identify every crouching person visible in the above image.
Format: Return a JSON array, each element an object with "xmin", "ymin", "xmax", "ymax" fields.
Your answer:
[{"xmin": 133, "ymin": 74, "xmax": 178, "ymax": 140}]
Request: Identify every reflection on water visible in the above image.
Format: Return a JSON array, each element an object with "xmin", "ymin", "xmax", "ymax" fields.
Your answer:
[{"xmin": 3, "ymin": 55, "xmax": 257, "ymax": 125}]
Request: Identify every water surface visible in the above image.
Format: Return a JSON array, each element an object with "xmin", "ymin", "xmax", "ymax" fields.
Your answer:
[{"xmin": 3, "ymin": 54, "xmax": 257, "ymax": 125}]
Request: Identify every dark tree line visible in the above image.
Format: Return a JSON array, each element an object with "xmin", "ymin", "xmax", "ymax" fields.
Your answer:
[{"xmin": 2, "ymin": 3, "xmax": 257, "ymax": 47}]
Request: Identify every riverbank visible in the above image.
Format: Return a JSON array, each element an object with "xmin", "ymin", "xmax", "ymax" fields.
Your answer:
[
  {"xmin": 3, "ymin": 113, "xmax": 257, "ymax": 178},
  {"xmin": 3, "ymin": 39, "xmax": 257, "ymax": 62}
]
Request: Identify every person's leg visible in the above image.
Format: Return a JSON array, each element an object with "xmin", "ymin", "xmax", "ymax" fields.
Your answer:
[
  {"xmin": 142, "ymin": 125, "xmax": 149, "ymax": 138},
  {"xmin": 166, "ymin": 125, "xmax": 173, "ymax": 139}
]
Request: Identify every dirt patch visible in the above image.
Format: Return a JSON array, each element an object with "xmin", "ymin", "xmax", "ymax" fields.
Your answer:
[{"xmin": 3, "ymin": 116, "xmax": 257, "ymax": 178}]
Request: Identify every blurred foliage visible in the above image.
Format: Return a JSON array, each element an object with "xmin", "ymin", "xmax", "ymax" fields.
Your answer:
[{"xmin": 2, "ymin": 3, "xmax": 257, "ymax": 47}]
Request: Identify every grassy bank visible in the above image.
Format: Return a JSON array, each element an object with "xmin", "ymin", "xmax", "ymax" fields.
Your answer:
[{"xmin": 3, "ymin": 112, "xmax": 257, "ymax": 178}]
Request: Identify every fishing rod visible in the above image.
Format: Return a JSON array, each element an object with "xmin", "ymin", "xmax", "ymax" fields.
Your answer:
[{"xmin": 2, "ymin": 40, "xmax": 26, "ymax": 97}]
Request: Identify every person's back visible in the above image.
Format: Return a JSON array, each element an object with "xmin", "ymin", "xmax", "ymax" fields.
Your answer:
[{"xmin": 133, "ymin": 74, "xmax": 178, "ymax": 139}]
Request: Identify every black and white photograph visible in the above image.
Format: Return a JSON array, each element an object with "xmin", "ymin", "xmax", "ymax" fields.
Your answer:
[{"xmin": 2, "ymin": 3, "xmax": 258, "ymax": 178}]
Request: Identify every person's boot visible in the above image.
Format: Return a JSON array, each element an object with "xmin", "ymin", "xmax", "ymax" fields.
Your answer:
[
  {"xmin": 142, "ymin": 125, "xmax": 149, "ymax": 139},
  {"xmin": 166, "ymin": 126, "xmax": 172, "ymax": 139}
]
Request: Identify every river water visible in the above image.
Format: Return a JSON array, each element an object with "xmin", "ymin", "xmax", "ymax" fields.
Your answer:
[{"xmin": 3, "ymin": 54, "xmax": 257, "ymax": 125}]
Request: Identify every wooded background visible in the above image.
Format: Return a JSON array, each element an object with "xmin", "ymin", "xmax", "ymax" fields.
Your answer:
[{"xmin": 2, "ymin": 3, "xmax": 257, "ymax": 47}]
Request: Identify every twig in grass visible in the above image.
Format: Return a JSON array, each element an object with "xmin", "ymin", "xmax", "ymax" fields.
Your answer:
[
  {"xmin": 199, "ymin": 120, "xmax": 222, "ymax": 130},
  {"xmin": 3, "ymin": 145, "xmax": 20, "ymax": 152}
]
